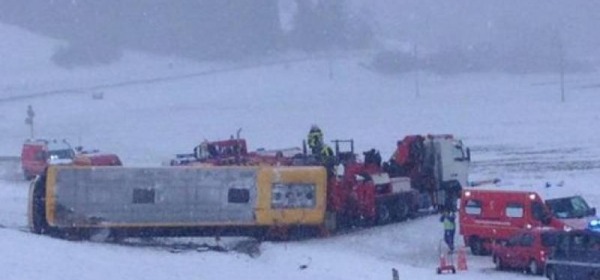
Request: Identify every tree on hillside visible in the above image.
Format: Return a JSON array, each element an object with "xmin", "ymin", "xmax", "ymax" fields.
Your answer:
[{"xmin": 289, "ymin": 0, "xmax": 372, "ymax": 51}]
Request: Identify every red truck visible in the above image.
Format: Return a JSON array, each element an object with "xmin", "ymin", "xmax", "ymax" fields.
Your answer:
[
  {"xmin": 21, "ymin": 139, "xmax": 75, "ymax": 180},
  {"xmin": 73, "ymin": 150, "xmax": 122, "ymax": 166},
  {"xmin": 169, "ymin": 137, "xmax": 420, "ymax": 227}
]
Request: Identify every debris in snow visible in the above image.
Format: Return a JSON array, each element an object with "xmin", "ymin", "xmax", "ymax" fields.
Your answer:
[{"xmin": 298, "ymin": 257, "xmax": 312, "ymax": 270}]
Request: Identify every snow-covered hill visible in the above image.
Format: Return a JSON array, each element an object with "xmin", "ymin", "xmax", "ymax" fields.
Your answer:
[{"xmin": 1, "ymin": 23, "xmax": 599, "ymax": 280}]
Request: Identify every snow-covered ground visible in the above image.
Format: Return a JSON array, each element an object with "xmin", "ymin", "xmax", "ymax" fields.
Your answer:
[{"xmin": 1, "ymin": 23, "xmax": 600, "ymax": 280}]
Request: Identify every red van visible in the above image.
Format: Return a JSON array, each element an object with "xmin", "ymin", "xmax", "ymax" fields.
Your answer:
[
  {"xmin": 21, "ymin": 139, "xmax": 75, "ymax": 180},
  {"xmin": 491, "ymin": 227, "xmax": 560, "ymax": 275},
  {"xmin": 459, "ymin": 189, "xmax": 562, "ymax": 255}
]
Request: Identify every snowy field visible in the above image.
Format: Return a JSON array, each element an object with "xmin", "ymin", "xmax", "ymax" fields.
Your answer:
[{"xmin": 1, "ymin": 23, "xmax": 600, "ymax": 280}]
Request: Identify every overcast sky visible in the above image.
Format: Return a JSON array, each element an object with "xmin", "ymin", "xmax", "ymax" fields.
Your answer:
[{"xmin": 1, "ymin": 0, "xmax": 598, "ymax": 65}]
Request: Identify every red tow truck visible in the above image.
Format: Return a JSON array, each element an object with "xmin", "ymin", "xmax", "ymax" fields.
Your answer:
[{"xmin": 169, "ymin": 133, "xmax": 471, "ymax": 229}]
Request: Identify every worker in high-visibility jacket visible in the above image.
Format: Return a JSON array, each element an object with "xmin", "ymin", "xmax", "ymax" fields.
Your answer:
[
  {"xmin": 320, "ymin": 144, "xmax": 335, "ymax": 178},
  {"xmin": 440, "ymin": 210, "xmax": 456, "ymax": 252},
  {"xmin": 307, "ymin": 125, "xmax": 324, "ymax": 155}
]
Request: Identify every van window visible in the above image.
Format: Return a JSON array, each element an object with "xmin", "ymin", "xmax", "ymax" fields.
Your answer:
[
  {"xmin": 589, "ymin": 235, "xmax": 600, "ymax": 251},
  {"xmin": 507, "ymin": 234, "xmax": 522, "ymax": 247},
  {"xmin": 48, "ymin": 149, "xmax": 75, "ymax": 160},
  {"xmin": 521, "ymin": 233, "xmax": 534, "ymax": 247},
  {"xmin": 569, "ymin": 233, "xmax": 590, "ymax": 254},
  {"xmin": 541, "ymin": 232, "xmax": 559, "ymax": 247},
  {"xmin": 506, "ymin": 203, "xmax": 524, "ymax": 218},
  {"xmin": 34, "ymin": 150, "xmax": 46, "ymax": 160},
  {"xmin": 464, "ymin": 199, "xmax": 482, "ymax": 215},
  {"xmin": 546, "ymin": 196, "xmax": 592, "ymax": 219}
]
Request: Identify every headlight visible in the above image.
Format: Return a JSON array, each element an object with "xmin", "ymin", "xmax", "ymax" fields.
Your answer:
[{"xmin": 271, "ymin": 183, "xmax": 316, "ymax": 209}]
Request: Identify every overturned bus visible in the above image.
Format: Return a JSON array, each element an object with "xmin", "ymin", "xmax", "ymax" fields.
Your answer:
[{"xmin": 28, "ymin": 165, "xmax": 327, "ymax": 240}]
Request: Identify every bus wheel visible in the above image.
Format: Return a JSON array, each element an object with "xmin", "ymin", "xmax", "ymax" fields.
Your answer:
[{"xmin": 30, "ymin": 177, "xmax": 49, "ymax": 234}]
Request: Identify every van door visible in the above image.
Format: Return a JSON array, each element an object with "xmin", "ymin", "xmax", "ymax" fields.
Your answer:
[
  {"xmin": 550, "ymin": 233, "xmax": 572, "ymax": 278},
  {"xmin": 504, "ymin": 233, "xmax": 524, "ymax": 267},
  {"xmin": 531, "ymin": 201, "xmax": 551, "ymax": 226},
  {"xmin": 586, "ymin": 234, "xmax": 600, "ymax": 277},
  {"xmin": 516, "ymin": 232, "xmax": 535, "ymax": 268},
  {"xmin": 569, "ymin": 231, "xmax": 600, "ymax": 279}
]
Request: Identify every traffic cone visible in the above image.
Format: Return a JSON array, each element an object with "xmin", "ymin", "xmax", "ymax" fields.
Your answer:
[
  {"xmin": 457, "ymin": 247, "xmax": 468, "ymax": 271},
  {"xmin": 437, "ymin": 253, "xmax": 447, "ymax": 274},
  {"xmin": 439, "ymin": 253, "xmax": 447, "ymax": 268}
]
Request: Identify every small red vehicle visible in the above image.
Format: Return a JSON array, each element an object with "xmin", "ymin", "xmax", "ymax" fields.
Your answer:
[
  {"xmin": 73, "ymin": 151, "xmax": 122, "ymax": 166},
  {"xmin": 169, "ymin": 138, "xmax": 302, "ymax": 167},
  {"xmin": 492, "ymin": 228, "xmax": 560, "ymax": 275}
]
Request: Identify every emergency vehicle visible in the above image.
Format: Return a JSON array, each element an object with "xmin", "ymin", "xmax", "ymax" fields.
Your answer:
[
  {"xmin": 492, "ymin": 227, "xmax": 560, "ymax": 275},
  {"xmin": 459, "ymin": 189, "xmax": 594, "ymax": 255},
  {"xmin": 544, "ymin": 219, "xmax": 600, "ymax": 280}
]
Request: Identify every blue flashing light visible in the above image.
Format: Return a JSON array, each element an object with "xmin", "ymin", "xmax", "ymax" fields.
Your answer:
[{"xmin": 589, "ymin": 219, "xmax": 600, "ymax": 231}]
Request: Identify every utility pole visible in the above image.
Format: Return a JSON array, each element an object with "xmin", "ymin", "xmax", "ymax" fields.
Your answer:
[
  {"xmin": 555, "ymin": 30, "xmax": 565, "ymax": 103},
  {"xmin": 25, "ymin": 105, "xmax": 35, "ymax": 139},
  {"xmin": 413, "ymin": 43, "xmax": 421, "ymax": 98},
  {"xmin": 559, "ymin": 39, "xmax": 565, "ymax": 103}
]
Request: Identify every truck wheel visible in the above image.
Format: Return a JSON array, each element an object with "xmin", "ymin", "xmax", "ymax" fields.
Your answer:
[
  {"xmin": 394, "ymin": 202, "xmax": 410, "ymax": 221},
  {"xmin": 376, "ymin": 203, "xmax": 391, "ymax": 225},
  {"xmin": 527, "ymin": 259, "xmax": 540, "ymax": 275},
  {"xmin": 469, "ymin": 237, "xmax": 485, "ymax": 256},
  {"xmin": 589, "ymin": 271, "xmax": 600, "ymax": 280}
]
